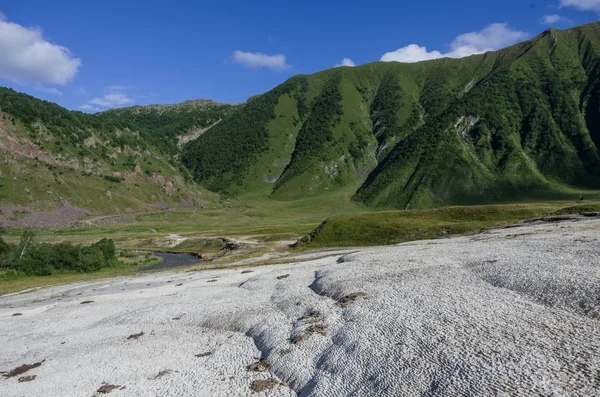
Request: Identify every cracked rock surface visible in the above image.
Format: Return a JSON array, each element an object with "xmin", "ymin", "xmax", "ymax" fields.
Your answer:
[{"xmin": 1, "ymin": 219, "xmax": 600, "ymax": 396}]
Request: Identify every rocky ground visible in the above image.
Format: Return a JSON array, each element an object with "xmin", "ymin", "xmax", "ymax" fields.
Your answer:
[
  {"xmin": 0, "ymin": 200, "xmax": 90, "ymax": 228},
  {"xmin": 1, "ymin": 218, "xmax": 599, "ymax": 396}
]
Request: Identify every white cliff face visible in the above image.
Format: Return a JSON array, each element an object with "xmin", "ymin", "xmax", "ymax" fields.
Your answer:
[
  {"xmin": 455, "ymin": 116, "xmax": 480, "ymax": 139},
  {"xmin": 464, "ymin": 79, "xmax": 475, "ymax": 93},
  {"xmin": 1, "ymin": 219, "xmax": 600, "ymax": 396}
]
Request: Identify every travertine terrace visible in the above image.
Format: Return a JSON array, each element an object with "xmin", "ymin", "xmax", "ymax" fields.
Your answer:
[{"xmin": 1, "ymin": 219, "xmax": 599, "ymax": 396}]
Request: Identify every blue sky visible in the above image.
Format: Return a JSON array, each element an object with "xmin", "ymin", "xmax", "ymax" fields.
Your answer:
[{"xmin": 0, "ymin": 0, "xmax": 599, "ymax": 111}]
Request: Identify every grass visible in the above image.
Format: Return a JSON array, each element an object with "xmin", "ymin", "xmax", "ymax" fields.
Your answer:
[
  {"xmin": 297, "ymin": 201, "xmax": 600, "ymax": 248},
  {"xmin": 0, "ymin": 189, "xmax": 364, "ymax": 296},
  {"xmin": 0, "ymin": 155, "xmax": 209, "ymax": 215},
  {"xmin": 2, "ymin": 196, "xmax": 600, "ymax": 296},
  {"xmin": 3, "ymin": 188, "xmax": 367, "ymax": 241}
]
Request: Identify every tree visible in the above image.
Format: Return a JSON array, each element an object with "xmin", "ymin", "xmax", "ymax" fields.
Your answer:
[
  {"xmin": 19, "ymin": 231, "xmax": 36, "ymax": 259},
  {"xmin": 80, "ymin": 247, "xmax": 105, "ymax": 272},
  {"xmin": 91, "ymin": 238, "xmax": 116, "ymax": 264},
  {"xmin": 0, "ymin": 227, "xmax": 9, "ymax": 256}
]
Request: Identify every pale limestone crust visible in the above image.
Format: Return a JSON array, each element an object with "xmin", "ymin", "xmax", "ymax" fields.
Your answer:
[{"xmin": 1, "ymin": 219, "xmax": 599, "ymax": 396}]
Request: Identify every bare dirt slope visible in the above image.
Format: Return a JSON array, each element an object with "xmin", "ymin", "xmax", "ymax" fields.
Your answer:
[{"xmin": 1, "ymin": 219, "xmax": 599, "ymax": 396}]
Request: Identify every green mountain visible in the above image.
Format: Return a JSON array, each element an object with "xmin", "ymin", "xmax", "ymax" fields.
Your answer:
[
  {"xmin": 0, "ymin": 88, "xmax": 235, "ymax": 225},
  {"xmin": 2, "ymin": 21, "xmax": 600, "ymax": 226},
  {"xmin": 183, "ymin": 22, "xmax": 600, "ymax": 207}
]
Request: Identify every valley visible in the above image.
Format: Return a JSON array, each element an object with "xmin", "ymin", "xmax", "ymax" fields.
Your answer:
[
  {"xmin": 1, "ymin": 17, "xmax": 600, "ymax": 397},
  {"xmin": 3, "ymin": 23, "xmax": 600, "ymax": 228}
]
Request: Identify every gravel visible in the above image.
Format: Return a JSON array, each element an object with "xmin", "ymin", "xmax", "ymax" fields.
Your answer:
[{"xmin": 1, "ymin": 219, "xmax": 599, "ymax": 396}]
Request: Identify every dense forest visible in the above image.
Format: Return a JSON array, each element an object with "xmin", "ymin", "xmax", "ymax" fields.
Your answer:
[
  {"xmin": 274, "ymin": 73, "xmax": 344, "ymax": 189},
  {"xmin": 370, "ymin": 73, "xmax": 403, "ymax": 146},
  {"xmin": 97, "ymin": 101, "xmax": 238, "ymax": 154},
  {"xmin": 181, "ymin": 77, "xmax": 303, "ymax": 192}
]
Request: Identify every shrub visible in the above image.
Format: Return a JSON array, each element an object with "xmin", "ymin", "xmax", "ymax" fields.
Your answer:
[
  {"xmin": 14, "ymin": 257, "xmax": 54, "ymax": 276},
  {"xmin": 0, "ymin": 230, "xmax": 118, "ymax": 276},
  {"xmin": 103, "ymin": 175, "xmax": 122, "ymax": 183},
  {"xmin": 91, "ymin": 238, "xmax": 116, "ymax": 264},
  {"xmin": 0, "ymin": 236, "xmax": 9, "ymax": 255}
]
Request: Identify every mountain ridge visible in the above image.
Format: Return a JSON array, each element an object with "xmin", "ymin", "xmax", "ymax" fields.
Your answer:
[
  {"xmin": 2, "ymin": 21, "xmax": 600, "ymax": 226},
  {"xmin": 182, "ymin": 21, "xmax": 600, "ymax": 208}
]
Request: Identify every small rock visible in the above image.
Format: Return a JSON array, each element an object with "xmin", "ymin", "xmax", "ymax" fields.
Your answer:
[
  {"xmin": 97, "ymin": 383, "xmax": 122, "ymax": 394},
  {"xmin": 127, "ymin": 332, "xmax": 145, "ymax": 340},
  {"xmin": 250, "ymin": 379, "xmax": 281, "ymax": 392},
  {"xmin": 247, "ymin": 360, "xmax": 269, "ymax": 372},
  {"xmin": 153, "ymin": 369, "xmax": 174, "ymax": 379}
]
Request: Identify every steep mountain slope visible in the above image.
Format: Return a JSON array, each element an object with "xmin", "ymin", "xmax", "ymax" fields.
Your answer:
[
  {"xmin": 0, "ymin": 89, "xmax": 231, "ymax": 225},
  {"xmin": 356, "ymin": 24, "xmax": 600, "ymax": 208},
  {"xmin": 183, "ymin": 22, "xmax": 600, "ymax": 207}
]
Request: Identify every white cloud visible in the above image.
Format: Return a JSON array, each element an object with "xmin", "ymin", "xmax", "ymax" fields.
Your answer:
[
  {"xmin": 89, "ymin": 92, "xmax": 134, "ymax": 107},
  {"xmin": 0, "ymin": 14, "xmax": 80, "ymax": 84},
  {"xmin": 560, "ymin": 0, "xmax": 600, "ymax": 11},
  {"xmin": 34, "ymin": 86, "xmax": 62, "ymax": 95},
  {"xmin": 88, "ymin": 98, "xmax": 111, "ymax": 107},
  {"xmin": 78, "ymin": 104, "xmax": 101, "ymax": 112},
  {"xmin": 542, "ymin": 14, "xmax": 562, "ymax": 24},
  {"xmin": 381, "ymin": 23, "xmax": 528, "ymax": 63},
  {"xmin": 336, "ymin": 58, "xmax": 356, "ymax": 67},
  {"xmin": 232, "ymin": 50, "xmax": 290, "ymax": 70},
  {"xmin": 82, "ymin": 86, "xmax": 135, "ymax": 110},
  {"xmin": 381, "ymin": 45, "xmax": 444, "ymax": 63}
]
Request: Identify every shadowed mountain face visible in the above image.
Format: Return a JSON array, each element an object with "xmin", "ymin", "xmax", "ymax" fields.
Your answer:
[{"xmin": 183, "ymin": 22, "xmax": 600, "ymax": 208}]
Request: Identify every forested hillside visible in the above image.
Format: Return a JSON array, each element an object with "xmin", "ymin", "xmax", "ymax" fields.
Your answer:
[
  {"xmin": 97, "ymin": 100, "xmax": 238, "ymax": 154},
  {"xmin": 182, "ymin": 22, "xmax": 600, "ymax": 208},
  {"xmin": 3, "ymin": 21, "xmax": 600, "ymax": 223},
  {"xmin": 0, "ymin": 89, "xmax": 234, "ymax": 225}
]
